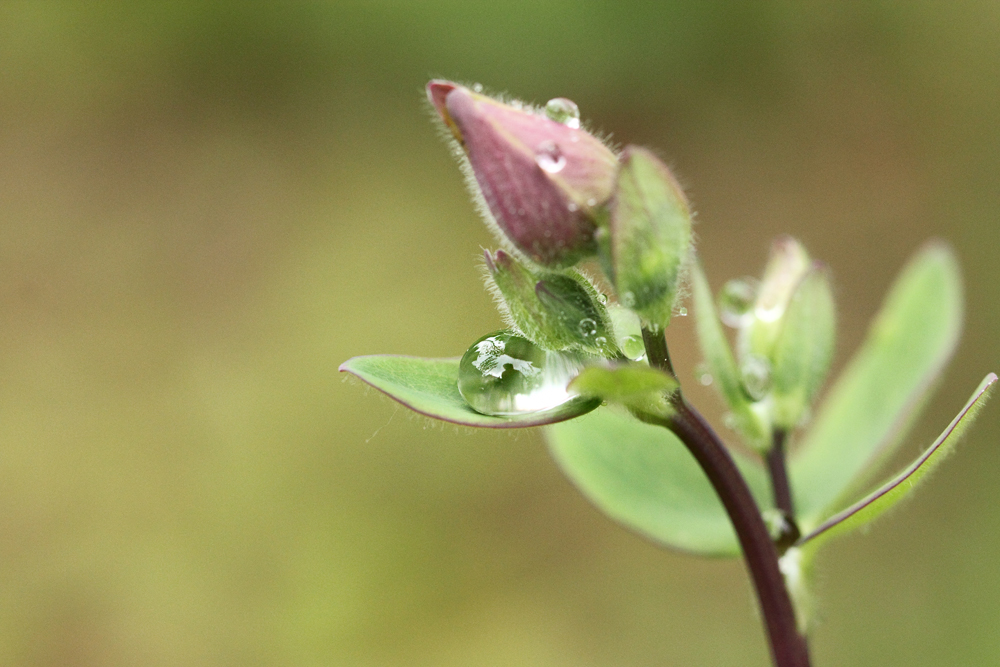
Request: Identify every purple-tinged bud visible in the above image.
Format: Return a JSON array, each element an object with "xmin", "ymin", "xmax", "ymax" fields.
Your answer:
[{"xmin": 427, "ymin": 80, "xmax": 619, "ymax": 267}]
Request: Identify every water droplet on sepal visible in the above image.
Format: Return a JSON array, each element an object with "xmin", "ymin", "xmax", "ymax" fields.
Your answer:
[
  {"xmin": 458, "ymin": 332, "xmax": 585, "ymax": 416},
  {"xmin": 535, "ymin": 140, "xmax": 566, "ymax": 173},
  {"xmin": 544, "ymin": 97, "xmax": 581, "ymax": 128}
]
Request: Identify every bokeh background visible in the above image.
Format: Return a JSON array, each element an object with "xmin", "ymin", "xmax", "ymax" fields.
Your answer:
[{"xmin": 0, "ymin": 2, "xmax": 998, "ymax": 665}]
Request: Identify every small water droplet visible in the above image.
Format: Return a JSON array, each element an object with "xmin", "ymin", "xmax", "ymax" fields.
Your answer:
[
  {"xmin": 577, "ymin": 318, "xmax": 598, "ymax": 338},
  {"xmin": 457, "ymin": 332, "xmax": 584, "ymax": 416},
  {"xmin": 567, "ymin": 202, "xmax": 579, "ymax": 212},
  {"xmin": 620, "ymin": 291, "xmax": 636, "ymax": 308},
  {"xmin": 472, "ymin": 83, "xmax": 484, "ymax": 93},
  {"xmin": 544, "ymin": 97, "xmax": 581, "ymax": 128},
  {"xmin": 622, "ymin": 334, "xmax": 646, "ymax": 361},
  {"xmin": 677, "ymin": 307, "xmax": 688, "ymax": 317},
  {"xmin": 740, "ymin": 354, "xmax": 772, "ymax": 401},
  {"xmin": 598, "ymin": 293, "xmax": 608, "ymax": 304},
  {"xmin": 594, "ymin": 335, "xmax": 608, "ymax": 347},
  {"xmin": 719, "ymin": 278, "xmax": 758, "ymax": 328},
  {"xmin": 586, "ymin": 198, "xmax": 597, "ymax": 207},
  {"xmin": 695, "ymin": 362, "xmax": 713, "ymax": 386},
  {"xmin": 535, "ymin": 140, "xmax": 566, "ymax": 173}
]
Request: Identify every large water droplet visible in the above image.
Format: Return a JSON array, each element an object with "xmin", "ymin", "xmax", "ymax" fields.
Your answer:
[
  {"xmin": 740, "ymin": 354, "xmax": 772, "ymax": 401},
  {"xmin": 458, "ymin": 332, "xmax": 584, "ymax": 416},
  {"xmin": 719, "ymin": 278, "xmax": 758, "ymax": 328},
  {"xmin": 544, "ymin": 97, "xmax": 581, "ymax": 128},
  {"xmin": 535, "ymin": 141, "xmax": 566, "ymax": 173}
]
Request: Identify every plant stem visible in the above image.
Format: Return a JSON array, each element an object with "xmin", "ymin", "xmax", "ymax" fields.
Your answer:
[
  {"xmin": 766, "ymin": 429, "xmax": 801, "ymax": 553},
  {"xmin": 766, "ymin": 430, "xmax": 794, "ymax": 517},
  {"xmin": 641, "ymin": 327, "xmax": 810, "ymax": 667}
]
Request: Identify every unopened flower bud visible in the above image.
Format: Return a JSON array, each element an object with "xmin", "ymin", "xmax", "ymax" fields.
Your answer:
[
  {"xmin": 428, "ymin": 80, "xmax": 619, "ymax": 267},
  {"xmin": 769, "ymin": 263, "xmax": 835, "ymax": 429},
  {"xmin": 605, "ymin": 146, "xmax": 693, "ymax": 329},
  {"xmin": 485, "ymin": 249, "xmax": 617, "ymax": 356},
  {"xmin": 741, "ymin": 236, "xmax": 812, "ymax": 361}
]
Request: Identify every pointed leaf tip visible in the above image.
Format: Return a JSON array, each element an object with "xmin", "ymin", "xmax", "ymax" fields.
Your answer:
[
  {"xmin": 341, "ymin": 354, "xmax": 599, "ymax": 429},
  {"xmin": 797, "ymin": 372, "xmax": 995, "ymax": 549}
]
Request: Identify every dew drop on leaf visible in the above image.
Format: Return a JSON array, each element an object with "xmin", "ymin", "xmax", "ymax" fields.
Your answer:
[{"xmin": 458, "ymin": 332, "xmax": 584, "ymax": 416}]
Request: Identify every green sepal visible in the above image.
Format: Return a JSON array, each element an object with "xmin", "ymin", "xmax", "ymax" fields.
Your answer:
[
  {"xmin": 486, "ymin": 249, "xmax": 617, "ymax": 356},
  {"xmin": 770, "ymin": 263, "xmax": 836, "ymax": 429},
  {"xmin": 569, "ymin": 363, "xmax": 678, "ymax": 416},
  {"xmin": 607, "ymin": 146, "xmax": 692, "ymax": 329},
  {"xmin": 797, "ymin": 373, "xmax": 995, "ymax": 550},
  {"xmin": 340, "ymin": 355, "xmax": 599, "ymax": 428},
  {"xmin": 535, "ymin": 273, "xmax": 619, "ymax": 357},
  {"xmin": 790, "ymin": 241, "xmax": 964, "ymax": 530},
  {"xmin": 690, "ymin": 259, "xmax": 769, "ymax": 450}
]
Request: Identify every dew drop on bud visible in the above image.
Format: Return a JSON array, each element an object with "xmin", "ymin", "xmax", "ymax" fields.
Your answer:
[
  {"xmin": 457, "ymin": 332, "xmax": 584, "ymax": 416},
  {"xmin": 544, "ymin": 97, "xmax": 581, "ymax": 128},
  {"xmin": 622, "ymin": 334, "xmax": 646, "ymax": 362},
  {"xmin": 577, "ymin": 317, "xmax": 598, "ymax": 338},
  {"xmin": 740, "ymin": 354, "xmax": 772, "ymax": 401},
  {"xmin": 719, "ymin": 278, "xmax": 758, "ymax": 328},
  {"xmin": 472, "ymin": 82, "xmax": 484, "ymax": 93},
  {"xmin": 677, "ymin": 307, "xmax": 688, "ymax": 317},
  {"xmin": 535, "ymin": 140, "xmax": 567, "ymax": 173}
]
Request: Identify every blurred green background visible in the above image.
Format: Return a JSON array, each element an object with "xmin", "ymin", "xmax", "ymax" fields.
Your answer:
[{"xmin": 0, "ymin": 1, "xmax": 997, "ymax": 665}]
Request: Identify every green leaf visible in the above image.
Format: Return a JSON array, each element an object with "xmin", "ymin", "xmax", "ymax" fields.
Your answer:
[
  {"xmin": 569, "ymin": 363, "xmax": 678, "ymax": 415},
  {"xmin": 797, "ymin": 373, "xmax": 995, "ymax": 549},
  {"xmin": 546, "ymin": 407, "xmax": 772, "ymax": 556},
  {"xmin": 340, "ymin": 355, "xmax": 600, "ymax": 428},
  {"xmin": 790, "ymin": 241, "xmax": 964, "ymax": 531},
  {"xmin": 690, "ymin": 259, "xmax": 769, "ymax": 450}
]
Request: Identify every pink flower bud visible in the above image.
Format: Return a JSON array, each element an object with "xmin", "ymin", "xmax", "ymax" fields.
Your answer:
[{"xmin": 427, "ymin": 80, "xmax": 619, "ymax": 267}]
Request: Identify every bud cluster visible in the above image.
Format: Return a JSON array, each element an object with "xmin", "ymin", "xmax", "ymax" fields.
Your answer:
[
  {"xmin": 427, "ymin": 80, "xmax": 693, "ymax": 343},
  {"xmin": 710, "ymin": 237, "xmax": 836, "ymax": 446}
]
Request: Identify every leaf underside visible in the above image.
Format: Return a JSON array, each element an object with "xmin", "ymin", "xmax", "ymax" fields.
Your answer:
[
  {"xmin": 790, "ymin": 242, "xmax": 964, "ymax": 531},
  {"xmin": 798, "ymin": 373, "xmax": 995, "ymax": 548},
  {"xmin": 340, "ymin": 355, "xmax": 600, "ymax": 428},
  {"xmin": 546, "ymin": 406, "xmax": 772, "ymax": 557}
]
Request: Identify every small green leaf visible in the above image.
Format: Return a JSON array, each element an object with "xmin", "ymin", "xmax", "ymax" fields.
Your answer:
[
  {"xmin": 797, "ymin": 373, "xmax": 995, "ymax": 549},
  {"xmin": 340, "ymin": 355, "xmax": 600, "ymax": 428},
  {"xmin": 546, "ymin": 407, "xmax": 772, "ymax": 556},
  {"xmin": 569, "ymin": 363, "xmax": 678, "ymax": 415},
  {"xmin": 691, "ymin": 259, "xmax": 769, "ymax": 449},
  {"xmin": 790, "ymin": 241, "xmax": 963, "ymax": 530}
]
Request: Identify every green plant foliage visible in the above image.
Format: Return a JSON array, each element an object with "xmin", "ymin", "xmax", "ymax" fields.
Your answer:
[
  {"xmin": 690, "ymin": 260, "xmax": 769, "ymax": 450},
  {"xmin": 546, "ymin": 407, "xmax": 772, "ymax": 556},
  {"xmin": 340, "ymin": 355, "xmax": 600, "ymax": 428},
  {"xmin": 798, "ymin": 373, "xmax": 996, "ymax": 549},
  {"xmin": 789, "ymin": 242, "xmax": 963, "ymax": 531},
  {"xmin": 569, "ymin": 363, "xmax": 678, "ymax": 415}
]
